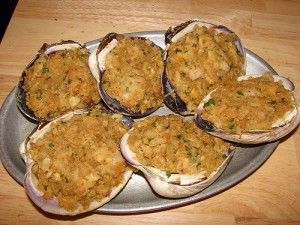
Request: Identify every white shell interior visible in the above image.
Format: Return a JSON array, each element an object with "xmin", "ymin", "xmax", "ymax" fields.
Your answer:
[
  {"xmin": 88, "ymin": 50, "xmax": 100, "ymax": 83},
  {"xmin": 88, "ymin": 39, "xmax": 118, "ymax": 83},
  {"xmin": 97, "ymin": 39, "xmax": 118, "ymax": 71},
  {"xmin": 44, "ymin": 43, "xmax": 81, "ymax": 55}
]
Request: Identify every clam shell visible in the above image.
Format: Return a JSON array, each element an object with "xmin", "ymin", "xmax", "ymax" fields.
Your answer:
[
  {"xmin": 196, "ymin": 74, "xmax": 300, "ymax": 144},
  {"xmin": 88, "ymin": 33, "xmax": 163, "ymax": 118},
  {"xmin": 20, "ymin": 108, "xmax": 133, "ymax": 215},
  {"xmin": 163, "ymin": 19, "xmax": 246, "ymax": 115},
  {"xmin": 16, "ymin": 40, "xmax": 92, "ymax": 122},
  {"xmin": 120, "ymin": 120, "xmax": 234, "ymax": 198}
]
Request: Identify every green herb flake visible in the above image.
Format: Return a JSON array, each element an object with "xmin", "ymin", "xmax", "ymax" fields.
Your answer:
[
  {"xmin": 35, "ymin": 89, "xmax": 42, "ymax": 100},
  {"xmin": 228, "ymin": 122, "xmax": 235, "ymax": 129},
  {"xmin": 269, "ymin": 100, "xmax": 277, "ymax": 104},
  {"xmin": 125, "ymin": 86, "xmax": 129, "ymax": 93},
  {"xmin": 185, "ymin": 145, "xmax": 192, "ymax": 158},
  {"xmin": 48, "ymin": 143, "xmax": 54, "ymax": 148},
  {"xmin": 222, "ymin": 154, "xmax": 227, "ymax": 159},
  {"xmin": 42, "ymin": 67, "xmax": 49, "ymax": 74},
  {"xmin": 175, "ymin": 134, "xmax": 183, "ymax": 140},
  {"xmin": 237, "ymin": 90, "xmax": 244, "ymax": 96},
  {"xmin": 147, "ymin": 137, "xmax": 154, "ymax": 143},
  {"xmin": 175, "ymin": 48, "xmax": 182, "ymax": 53},
  {"xmin": 204, "ymin": 98, "xmax": 215, "ymax": 108},
  {"xmin": 166, "ymin": 171, "xmax": 171, "ymax": 178}
]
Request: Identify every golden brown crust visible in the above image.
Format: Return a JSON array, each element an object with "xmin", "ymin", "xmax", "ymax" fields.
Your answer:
[
  {"xmin": 24, "ymin": 47, "xmax": 100, "ymax": 119},
  {"xmin": 166, "ymin": 24, "xmax": 244, "ymax": 112},
  {"xmin": 127, "ymin": 115, "xmax": 230, "ymax": 176},
  {"xmin": 27, "ymin": 108, "xmax": 129, "ymax": 211},
  {"xmin": 102, "ymin": 37, "xmax": 164, "ymax": 113},
  {"xmin": 201, "ymin": 73, "xmax": 295, "ymax": 133}
]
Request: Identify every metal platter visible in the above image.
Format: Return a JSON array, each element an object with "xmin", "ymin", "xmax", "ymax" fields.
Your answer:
[{"xmin": 0, "ymin": 31, "xmax": 278, "ymax": 214}]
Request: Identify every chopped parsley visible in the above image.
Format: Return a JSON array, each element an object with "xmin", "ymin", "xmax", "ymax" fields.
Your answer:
[
  {"xmin": 147, "ymin": 137, "xmax": 154, "ymax": 143},
  {"xmin": 269, "ymin": 100, "xmax": 277, "ymax": 104},
  {"xmin": 166, "ymin": 171, "xmax": 171, "ymax": 178},
  {"xmin": 175, "ymin": 48, "xmax": 182, "ymax": 53},
  {"xmin": 185, "ymin": 145, "xmax": 192, "ymax": 158},
  {"xmin": 236, "ymin": 90, "xmax": 244, "ymax": 96},
  {"xmin": 175, "ymin": 134, "xmax": 183, "ymax": 140},
  {"xmin": 204, "ymin": 98, "xmax": 215, "ymax": 108},
  {"xmin": 222, "ymin": 154, "xmax": 227, "ymax": 159},
  {"xmin": 228, "ymin": 122, "xmax": 235, "ymax": 129},
  {"xmin": 42, "ymin": 67, "xmax": 49, "ymax": 74},
  {"xmin": 48, "ymin": 143, "xmax": 54, "ymax": 148}
]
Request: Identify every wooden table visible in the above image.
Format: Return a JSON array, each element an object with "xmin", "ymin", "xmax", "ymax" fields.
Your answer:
[{"xmin": 0, "ymin": 0, "xmax": 299, "ymax": 224}]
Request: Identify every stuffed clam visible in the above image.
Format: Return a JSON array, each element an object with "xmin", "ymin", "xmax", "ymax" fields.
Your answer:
[
  {"xmin": 88, "ymin": 33, "xmax": 164, "ymax": 118},
  {"xmin": 120, "ymin": 115, "xmax": 234, "ymax": 198},
  {"xmin": 163, "ymin": 19, "xmax": 246, "ymax": 115},
  {"xmin": 196, "ymin": 72, "xmax": 300, "ymax": 144},
  {"xmin": 20, "ymin": 107, "xmax": 133, "ymax": 215},
  {"xmin": 16, "ymin": 40, "xmax": 100, "ymax": 122}
]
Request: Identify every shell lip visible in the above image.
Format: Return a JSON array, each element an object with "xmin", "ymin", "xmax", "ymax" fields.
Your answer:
[
  {"xmin": 21, "ymin": 108, "xmax": 134, "ymax": 215},
  {"xmin": 95, "ymin": 33, "xmax": 163, "ymax": 118},
  {"xmin": 161, "ymin": 71, "xmax": 191, "ymax": 116},
  {"xmin": 165, "ymin": 19, "xmax": 214, "ymax": 44},
  {"xmin": 165, "ymin": 19, "xmax": 245, "ymax": 58},
  {"xmin": 96, "ymin": 32, "xmax": 151, "ymax": 55},
  {"xmin": 24, "ymin": 162, "xmax": 133, "ymax": 215},
  {"xmin": 16, "ymin": 40, "xmax": 86, "ymax": 123},
  {"xmin": 195, "ymin": 115, "xmax": 216, "ymax": 132}
]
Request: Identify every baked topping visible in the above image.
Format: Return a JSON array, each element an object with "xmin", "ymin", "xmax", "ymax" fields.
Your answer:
[
  {"xmin": 24, "ymin": 47, "xmax": 100, "ymax": 119},
  {"xmin": 127, "ymin": 115, "xmax": 230, "ymax": 176},
  {"xmin": 102, "ymin": 37, "xmax": 164, "ymax": 113},
  {"xmin": 27, "ymin": 109, "xmax": 129, "ymax": 211},
  {"xmin": 201, "ymin": 73, "xmax": 295, "ymax": 133},
  {"xmin": 166, "ymin": 24, "xmax": 244, "ymax": 112}
]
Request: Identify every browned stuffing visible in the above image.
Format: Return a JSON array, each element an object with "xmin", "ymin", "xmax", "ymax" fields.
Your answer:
[
  {"xmin": 167, "ymin": 24, "xmax": 244, "ymax": 112},
  {"xmin": 103, "ymin": 37, "xmax": 164, "ymax": 113},
  {"xmin": 24, "ymin": 48, "xmax": 100, "ymax": 119},
  {"xmin": 27, "ymin": 109, "xmax": 129, "ymax": 211},
  {"xmin": 201, "ymin": 73, "xmax": 295, "ymax": 133},
  {"xmin": 127, "ymin": 115, "xmax": 230, "ymax": 176}
]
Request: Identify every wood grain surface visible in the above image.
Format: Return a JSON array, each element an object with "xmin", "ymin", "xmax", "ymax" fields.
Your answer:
[{"xmin": 0, "ymin": 0, "xmax": 299, "ymax": 224}]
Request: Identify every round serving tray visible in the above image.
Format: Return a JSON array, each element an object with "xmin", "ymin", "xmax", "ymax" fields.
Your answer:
[{"xmin": 0, "ymin": 31, "xmax": 278, "ymax": 214}]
